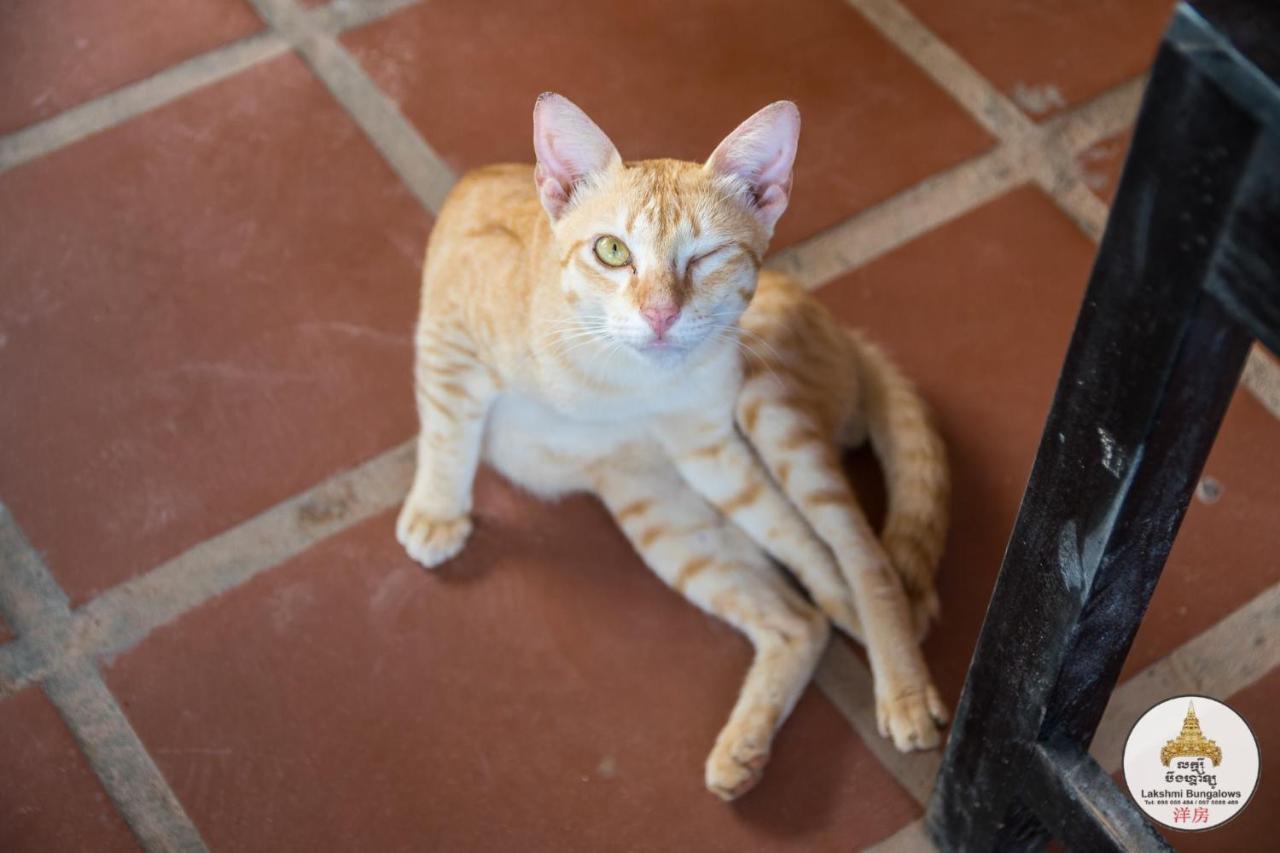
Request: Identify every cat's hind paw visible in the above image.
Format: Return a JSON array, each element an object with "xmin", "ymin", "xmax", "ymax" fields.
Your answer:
[
  {"xmin": 396, "ymin": 503, "xmax": 472, "ymax": 569},
  {"xmin": 705, "ymin": 719, "xmax": 773, "ymax": 801},
  {"xmin": 876, "ymin": 682, "xmax": 949, "ymax": 752}
]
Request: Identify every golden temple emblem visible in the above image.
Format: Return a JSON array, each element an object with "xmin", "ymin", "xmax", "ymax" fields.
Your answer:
[{"xmin": 1160, "ymin": 701, "xmax": 1223, "ymax": 766}]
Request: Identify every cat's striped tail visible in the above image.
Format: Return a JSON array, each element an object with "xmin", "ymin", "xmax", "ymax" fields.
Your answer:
[{"xmin": 847, "ymin": 329, "xmax": 950, "ymax": 625}]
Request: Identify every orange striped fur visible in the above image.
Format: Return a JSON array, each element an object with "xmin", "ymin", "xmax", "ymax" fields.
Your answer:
[{"xmin": 397, "ymin": 94, "xmax": 949, "ymax": 799}]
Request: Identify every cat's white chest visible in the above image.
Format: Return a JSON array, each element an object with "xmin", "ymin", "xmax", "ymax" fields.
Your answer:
[
  {"xmin": 481, "ymin": 390, "xmax": 653, "ymax": 497},
  {"xmin": 482, "ymin": 345, "xmax": 739, "ymax": 497}
]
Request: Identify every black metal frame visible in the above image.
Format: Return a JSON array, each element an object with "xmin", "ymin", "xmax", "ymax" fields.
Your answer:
[{"xmin": 926, "ymin": 2, "xmax": 1279, "ymax": 850}]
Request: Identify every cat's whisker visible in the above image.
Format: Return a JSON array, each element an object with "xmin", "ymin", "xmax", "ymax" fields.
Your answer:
[
  {"xmin": 536, "ymin": 318, "xmax": 607, "ymax": 338},
  {"xmin": 703, "ymin": 313, "xmax": 789, "ymax": 370},
  {"xmin": 712, "ymin": 328, "xmax": 784, "ymax": 387},
  {"xmin": 557, "ymin": 331, "xmax": 618, "ymax": 360},
  {"xmin": 544, "ymin": 328, "xmax": 603, "ymax": 347},
  {"xmin": 738, "ymin": 327, "xmax": 789, "ymax": 369},
  {"xmin": 535, "ymin": 321, "xmax": 613, "ymax": 355}
]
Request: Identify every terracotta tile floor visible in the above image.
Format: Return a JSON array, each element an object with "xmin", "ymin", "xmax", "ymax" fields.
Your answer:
[
  {"xmin": 342, "ymin": 0, "xmax": 993, "ymax": 249},
  {"xmin": 1077, "ymin": 130, "xmax": 1133, "ymax": 204},
  {"xmin": 0, "ymin": 53, "xmax": 430, "ymax": 604},
  {"xmin": 1, "ymin": 1, "xmax": 1275, "ymax": 851},
  {"xmin": 0, "ymin": 0, "xmax": 263, "ymax": 134},
  {"xmin": 899, "ymin": 0, "xmax": 1174, "ymax": 121},
  {"xmin": 104, "ymin": 502, "xmax": 920, "ymax": 851},
  {"xmin": 0, "ymin": 689, "xmax": 136, "ymax": 852}
]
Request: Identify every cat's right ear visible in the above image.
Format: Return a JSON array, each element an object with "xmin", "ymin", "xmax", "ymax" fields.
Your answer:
[{"xmin": 533, "ymin": 93, "xmax": 621, "ymax": 220}]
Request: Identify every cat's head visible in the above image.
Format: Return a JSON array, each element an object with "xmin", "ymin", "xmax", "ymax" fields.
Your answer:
[{"xmin": 533, "ymin": 93, "xmax": 799, "ymax": 369}]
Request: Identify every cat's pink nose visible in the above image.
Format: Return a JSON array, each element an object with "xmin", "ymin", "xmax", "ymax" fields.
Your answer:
[{"xmin": 641, "ymin": 303, "xmax": 680, "ymax": 337}]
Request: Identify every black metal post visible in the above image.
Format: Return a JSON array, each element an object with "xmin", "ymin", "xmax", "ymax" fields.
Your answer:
[{"xmin": 925, "ymin": 2, "xmax": 1279, "ymax": 849}]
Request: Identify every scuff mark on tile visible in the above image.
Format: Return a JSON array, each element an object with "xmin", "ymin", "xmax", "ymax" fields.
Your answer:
[
  {"xmin": 1196, "ymin": 475, "xmax": 1223, "ymax": 505},
  {"xmin": 1012, "ymin": 81, "xmax": 1067, "ymax": 115},
  {"xmin": 296, "ymin": 480, "xmax": 356, "ymax": 527}
]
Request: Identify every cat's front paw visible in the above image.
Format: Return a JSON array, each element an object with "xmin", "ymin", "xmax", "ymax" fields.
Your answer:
[
  {"xmin": 396, "ymin": 502, "xmax": 472, "ymax": 568},
  {"xmin": 876, "ymin": 680, "xmax": 949, "ymax": 752}
]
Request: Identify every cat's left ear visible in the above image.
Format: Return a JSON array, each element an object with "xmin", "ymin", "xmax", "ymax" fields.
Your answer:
[
  {"xmin": 533, "ymin": 93, "xmax": 622, "ymax": 220},
  {"xmin": 705, "ymin": 101, "xmax": 800, "ymax": 230}
]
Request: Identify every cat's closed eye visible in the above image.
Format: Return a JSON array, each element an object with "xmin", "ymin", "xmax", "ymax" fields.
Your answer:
[
  {"xmin": 687, "ymin": 243, "xmax": 733, "ymax": 272},
  {"xmin": 593, "ymin": 235, "xmax": 631, "ymax": 268}
]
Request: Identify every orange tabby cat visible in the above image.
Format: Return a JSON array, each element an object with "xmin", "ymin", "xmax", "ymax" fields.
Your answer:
[{"xmin": 397, "ymin": 93, "xmax": 949, "ymax": 799}]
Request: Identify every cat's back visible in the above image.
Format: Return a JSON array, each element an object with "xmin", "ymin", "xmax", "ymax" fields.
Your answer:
[
  {"xmin": 739, "ymin": 269, "xmax": 861, "ymax": 436},
  {"xmin": 743, "ymin": 270, "xmax": 835, "ymax": 338},
  {"xmin": 422, "ymin": 163, "xmax": 548, "ymax": 297},
  {"xmin": 744, "ymin": 270, "xmax": 855, "ymax": 366},
  {"xmin": 433, "ymin": 163, "xmax": 541, "ymax": 240}
]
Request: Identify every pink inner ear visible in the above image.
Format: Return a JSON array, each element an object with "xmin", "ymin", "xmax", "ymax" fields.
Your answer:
[
  {"xmin": 532, "ymin": 93, "xmax": 620, "ymax": 218},
  {"xmin": 534, "ymin": 162, "xmax": 571, "ymax": 210},
  {"xmin": 707, "ymin": 101, "xmax": 800, "ymax": 227}
]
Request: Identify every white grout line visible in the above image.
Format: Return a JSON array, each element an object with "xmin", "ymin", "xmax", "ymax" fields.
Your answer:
[
  {"xmin": 1, "ymin": 44, "xmax": 1267, "ymax": 839},
  {"xmin": 1039, "ymin": 176, "xmax": 1111, "ymax": 240},
  {"xmin": 1089, "ymin": 581, "xmax": 1280, "ymax": 769},
  {"xmin": 0, "ymin": 4, "xmax": 1150, "ymax": 733},
  {"xmin": 837, "ymin": 0, "xmax": 1132, "ymax": 260},
  {"xmin": 0, "ymin": 503, "xmax": 71, "ymax": 698},
  {"xmin": 0, "ymin": 211, "xmax": 1268, "ymax": 850},
  {"xmin": 0, "ymin": 506, "xmax": 72, "ymax": 635},
  {"xmin": 0, "ymin": 641, "xmax": 34, "ymax": 692},
  {"xmin": 1039, "ymin": 76, "xmax": 1146, "ymax": 154},
  {"xmin": 29, "ymin": 410, "xmax": 1265, "ymax": 848},
  {"xmin": 829, "ymin": 578, "xmax": 1280, "ymax": 809},
  {"xmin": 864, "ymin": 583, "xmax": 1280, "ymax": 853},
  {"xmin": 846, "ymin": 0, "xmax": 1101, "ymax": 236},
  {"xmin": 825, "ymin": 3, "xmax": 1280, "ymax": 839},
  {"xmin": 249, "ymin": 0, "xmax": 456, "ymax": 213},
  {"xmin": 0, "ymin": 443, "xmax": 414, "ymax": 697},
  {"xmin": 815, "ymin": 641, "xmax": 941, "ymax": 805},
  {"xmin": 840, "ymin": 0, "xmax": 1280, "ymax": 420},
  {"xmin": 1022, "ymin": 81, "xmax": 1143, "ymax": 242},
  {"xmin": 0, "ymin": 506, "xmax": 208, "ymax": 852},
  {"xmin": 865, "ymin": 817, "xmax": 934, "ymax": 853},
  {"xmin": 0, "ymin": 1, "xmax": 1273, "ymax": 845},
  {"xmin": 767, "ymin": 144, "xmax": 1026, "ymax": 288},
  {"xmin": 45, "ymin": 661, "xmax": 209, "ymax": 853},
  {"xmin": 845, "ymin": 0, "xmax": 1035, "ymax": 142},
  {"xmin": 0, "ymin": 32, "xmax": 287, "ymax": 173},
  {"xmin": 308, "ymin": 0, "xmax": 425, "ymax": 33},
  {"xmin": 0, "ymin": 4, "xmax": 437, "ymax": 843},
  {"xmin": 770, "ymin": 76, "xmax": 1141, "ymax": 291},
  {"xmin": 1241, "ymin": 346, "xmax": 1280, "ymax": 420},
  {"xmin": 0, "ymin": 0, "xmax": 426, "ymax": 176}
]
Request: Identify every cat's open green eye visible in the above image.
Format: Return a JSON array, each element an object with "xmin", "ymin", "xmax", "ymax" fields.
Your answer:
[{"xmin": 593, "ymin": 235, "xmax": 631, "ymax": 268}]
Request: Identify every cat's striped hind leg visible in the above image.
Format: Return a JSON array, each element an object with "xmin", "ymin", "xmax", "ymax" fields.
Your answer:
[
  {"xmin": 593, "ymin": 446, "xmax": 830, "ymax": 800},
  {"xmin": 649, "ymin": 409, "xmax": 868, "ymax": 644},
  {"xmin": 737, "ymin": 374, "xmax": 947, "ymax": 751}
]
